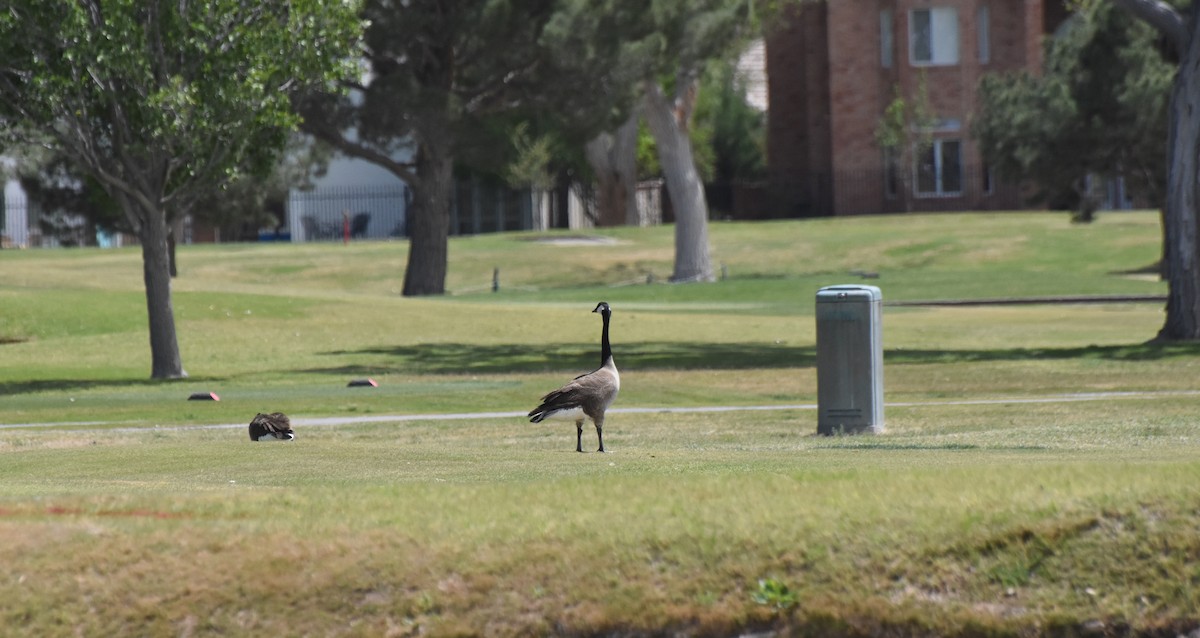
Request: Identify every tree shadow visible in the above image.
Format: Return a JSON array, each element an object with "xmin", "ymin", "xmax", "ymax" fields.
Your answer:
[
  {"xmin": 886, "ymin": 341, "xmax": 1200, "ymax": 364},
  {"xmin": 0, "ymin": 376, "xmax": 226, "ymax": 397},
  {"xmin": 4, "ymin": 341, "xmax": 1196, "ymax": 398},
  {"xmin": 303, "ymin": 340, "xmax": 1200, "ymax": 376}
]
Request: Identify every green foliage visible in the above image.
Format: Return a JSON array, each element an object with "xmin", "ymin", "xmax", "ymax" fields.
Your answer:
[
  {"xmin": 981, "ymin": 533, "xmax": 1055, "ymax": 588},
  {"xmin": 874, "ymin": 76, "xmax": 935, "ymax": 154},
  {"xmin": 312, "ymin": 0, "xmax": 640, "ymax": 180},
  {"xmin": 190, "ymin": 134, "xmax": 334, "ymax": 240},
  {"xmin": 641, "ymin": 0, "xmax": 755, "ymax": 73},
  {"xmin": 974, "ymin": 3, "xmax": 1172, "ymax": 219},
  {"xmin": 637, "ymin": 119, "xmax": 663, "ymax": 179},
  {"xmin": 0, "ymin": 0, "xmax": 364, "ymax": 376},
  {"xmin": 504, "ymin": 123, "xmax": 557, "ymax": 190},
  {"xmin": 693, "ymin": 57, "xmax": 766, "ymax": 183},
  {"xmin": 7, "ymin": 144, "xmax": 125, "ymax": 242},
  {"xmin": 751, "ymin": 577, "xmax": 798, "ymax": 610},
  {"xmin": 0, "ymin": 0, "xmax": 362, "ymax": 214}
]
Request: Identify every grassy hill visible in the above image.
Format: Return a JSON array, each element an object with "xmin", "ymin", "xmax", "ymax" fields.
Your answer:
[{"xmin": 1, "ymin": 212, "xmax": 1198, "ymax": 636}]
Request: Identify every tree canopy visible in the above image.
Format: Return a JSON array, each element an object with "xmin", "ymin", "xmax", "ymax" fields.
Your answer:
[
  {"xmin": 579, "ymin": 0, "xmax": 754, "ymax": 281},
  {"xmin": 975, "ymin": 3, "xmax": 1172, "ymax": 221},
  {"xmin": 0, "ymin": 0, "xmax": 362, "ymax": 377},
  {"xmin": 299, "ymin": 0, "xmax": 645, "ymax": 296}
]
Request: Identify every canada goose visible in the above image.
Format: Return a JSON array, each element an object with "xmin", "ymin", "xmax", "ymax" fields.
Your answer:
[
  {"xmin": 528, "ymin": 302, "xmax": 620, "ymax": 452},
  {"xmin": 249, "ymin": 412, "xmax": 294, "ymax": 441}
]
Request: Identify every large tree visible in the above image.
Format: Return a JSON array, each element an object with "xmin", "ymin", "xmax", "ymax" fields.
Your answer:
[
  {"xmin": 975, "ymin": 3, "xmax": 1171, "ymax": 222},
  {"xmin": 582, "ymin": 0, "xmax": 754, "ymax": 282},
  {"xmin": 0, "ymin": 0, "xmax": 361, "ymax": 378},
  {"xmin": 298, "ymin": 0, "xmax": 631, "ymax": 296},
  {"xmin": 1110, "ymin": 0, "xmax": 1200, "ymax": 340},
  {"xmin": 584, "ymin": 113, "xmax": 641, "ymax": 227}
]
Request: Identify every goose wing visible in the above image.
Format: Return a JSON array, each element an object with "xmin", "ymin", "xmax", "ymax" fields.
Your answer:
[
  {"xmin": 528, "ymin": 366, "xmax": 619, "ymax": 421},
  {"xmin": 260, "ymin": 412, "xmax": 292, "ymax": 434},
  {"xmin": 249, "ymin": 412, "xmax": 293, "ymax": 439}
]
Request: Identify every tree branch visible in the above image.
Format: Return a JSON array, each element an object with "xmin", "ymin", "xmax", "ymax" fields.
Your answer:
[
  {"xmin": 1111, "ymin": 0, "xmax": 1188, "ymax": 55},
  {"xmin": 302, "ymin": 117, "xmax": 419, "ymax": 186}
]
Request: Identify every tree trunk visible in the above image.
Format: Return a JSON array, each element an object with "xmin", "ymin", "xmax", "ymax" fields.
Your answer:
[
  {"xmin": 584, "ymin": 113, "xmax": 640, "ymax": 227},
  {"xmin": 1157, "ymin": 23, "xmax": 1200, "ymax": 340},
  {"xmin": 138, "ymin": 206, "xmax": 187, "ymax": 379},
  {"xmin": 643, "ymin": 79, "xmax": 714, "ymax": 283},
  {"xmin": 168, "ymin": 228, "xmax": 178, "ymax": 277},
  {"xmin": 402, "ymin": 144, "xmax": 452, "ymax": 296},
  {"xmin": 1111, "ymin": 0, "xmax": 1200, "ymax": 339}
]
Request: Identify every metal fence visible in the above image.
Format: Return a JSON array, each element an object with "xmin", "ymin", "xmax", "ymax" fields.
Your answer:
[
  {"xmin": 2, "ymin": 198, "xmax": 29, "ymax": 248},
  {"xmin": 286, "ymin": 179, "xmax": 545, "ymax": 242},
  {"xmin": 745, "ymin": 165, "xmax": 1139, "ymax": 217},
  {"xmin": 449, "ymin": 178, "xmax": 535, "ymax": 236},
  {"xmin": 287, "ymin": 185, "xmax": 409, "ymax": 242}
]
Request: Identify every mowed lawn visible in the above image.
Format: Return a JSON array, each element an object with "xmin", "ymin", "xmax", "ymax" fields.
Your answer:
[{"xmin": 2, "ymin": 212, "xmax": 1199, "ymax": 637}]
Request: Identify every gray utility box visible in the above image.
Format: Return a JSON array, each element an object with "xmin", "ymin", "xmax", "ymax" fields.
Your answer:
[{"xmin": 816, "ymin": 285, "xmax": 883, "ymax": 435}]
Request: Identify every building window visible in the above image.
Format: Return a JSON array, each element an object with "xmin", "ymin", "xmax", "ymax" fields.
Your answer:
[
  {"xmin": 978, "ymin": 6, "xmax": 990, "ymax": 63},
  {"xmin": 910, "ymin": 7, "xmax": 959, "ymax": 66},
  {"xmin": 915, "ymin": 138, "xmax": 962, "ymax": 196},
  {"xmin": 880, "ymin": 9, "xmax": 894, "ymax": 68},
  {"xmin": 982, "ymin": 162, "xmax": 994, "ymax": 195}
]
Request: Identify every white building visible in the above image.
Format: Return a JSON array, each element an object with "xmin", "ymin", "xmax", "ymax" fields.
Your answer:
[{"xmin": 286, "ymin": 154, "xmax": 410, "ymax": 242}]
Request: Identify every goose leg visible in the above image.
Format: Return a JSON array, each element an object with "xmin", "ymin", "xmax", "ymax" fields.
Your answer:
[
  {"xmin": 575, "ymin": 419, "xmax": 584, "ymax": 453},
  {"xmin": 595, "ymin": 419, "xmax": 605, "ymax": 453}
]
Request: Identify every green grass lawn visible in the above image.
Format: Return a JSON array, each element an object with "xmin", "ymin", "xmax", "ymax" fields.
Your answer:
[{"xmin": 2, "ymin": 211, "xmax": 1199, "ymax": 637}]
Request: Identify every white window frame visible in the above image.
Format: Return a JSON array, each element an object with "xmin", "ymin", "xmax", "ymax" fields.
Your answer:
[
  {"xmin": 978, "ymin": 6, "xmax": 991, "ymax": 64},
  {"xmin": 914, "ymin": 138, "xmax": 963, "ymax": 197},
  {"xmin": 909, "ymin": 7, "xmax": 959, "ymax": 66},
  {"xmin": 880, "ymin": 9, "xmax": 894, "ymax": 68}
]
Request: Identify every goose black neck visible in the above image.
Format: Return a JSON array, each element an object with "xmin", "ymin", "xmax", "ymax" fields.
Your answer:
[{"xmin": 599, "ymin": 309, "xmax": 612, "ymax": 366}]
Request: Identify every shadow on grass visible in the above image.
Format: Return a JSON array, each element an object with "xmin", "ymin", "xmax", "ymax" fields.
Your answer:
[
  {"xmin": 4, "ymin": 341, "xmax": 1197, "ymax": 397},
  {"xmin": 0, "ymin": 376, "xmax": 223, "ymax": 397},
  {"xmin": 887, "ymin": 341, "xmax": 1200, "ymax": 364},
  {"xmin": 306, "ymin": 340, "xmax": 1200, "ymax": 376}
]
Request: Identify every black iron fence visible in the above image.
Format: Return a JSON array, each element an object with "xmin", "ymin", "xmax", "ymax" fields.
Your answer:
[
  {"xmin": 725, "ymin": 166, "xmax": 1139, "ymax": 218},
  {"xmin": 286, "ymin": 185, "xmax": 409, "ymax": 242},
  {"xmin": 286, "ymin": 179, "xmax": 546, "ymax": 242}
]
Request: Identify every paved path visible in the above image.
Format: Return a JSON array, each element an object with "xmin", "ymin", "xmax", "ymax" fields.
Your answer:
[
  {"xmin": 3, "ymin": 389, "xmax": 1197, "ymax": 433},
  {"xmin": 886, "ymin": 294, "xmax": 1166, "ymax": 307}
]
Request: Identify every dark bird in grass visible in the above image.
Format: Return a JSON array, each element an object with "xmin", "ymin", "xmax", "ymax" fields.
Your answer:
[
  {"xmin": 249, "ymin": 412, "xmax": 294, "ymax": 441},
  {"xmin": 528, "ymin": 302, "xmax": 620, "ymax": 452}
]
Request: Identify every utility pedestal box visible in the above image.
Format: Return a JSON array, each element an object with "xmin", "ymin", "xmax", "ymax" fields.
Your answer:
[{"xmin": 816, "ymin": 285, "xmax": 883, "ymax": 435}]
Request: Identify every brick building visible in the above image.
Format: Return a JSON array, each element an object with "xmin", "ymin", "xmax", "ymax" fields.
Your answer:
[{"xmin": 766, "ymin": 0, "xmax": 1070, "ymax": 216}]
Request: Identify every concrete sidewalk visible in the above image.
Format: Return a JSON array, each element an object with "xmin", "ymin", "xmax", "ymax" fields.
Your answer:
[{"xmin": 2, "ymin": 389, "xmax": 1196, "ymax": 433}]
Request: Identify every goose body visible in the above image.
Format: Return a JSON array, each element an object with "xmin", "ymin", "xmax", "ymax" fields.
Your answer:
[
  {"xmin": 528, "ymin": 302, "xmax": 620, "ymax": 452},
  {"xmin": 249, "ymin": 412, "xmax": 294, "ymax": 441}
]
